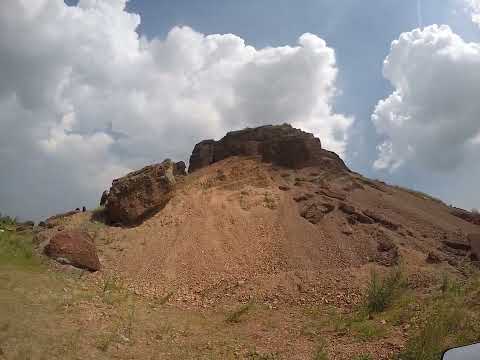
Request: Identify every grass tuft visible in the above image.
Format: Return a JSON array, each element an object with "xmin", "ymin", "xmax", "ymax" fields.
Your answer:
[
  {"xmin": 396, "ymin": 275, "xmax": 480, "ymax": 360},
  {"xmin": 365, "ymin": 268, "xmax": 404, "ymax": 314},
  {"xmin": 226, "ymin": 301, "xmax": 254, "ymax": 323}
]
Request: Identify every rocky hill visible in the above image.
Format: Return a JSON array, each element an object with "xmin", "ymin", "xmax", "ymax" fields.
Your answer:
[
  {"xmin": 6, "ymin": 123, "xmax": 480, "ymax": 360},
  {"xmin": 37, "ymin": 124, "xmax": 480, "ymax": 306}
]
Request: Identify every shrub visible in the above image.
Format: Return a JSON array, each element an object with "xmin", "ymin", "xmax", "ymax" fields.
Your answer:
[{"xmin": 365, "ymin": 268, "xmax": 403, "ymax": 314}]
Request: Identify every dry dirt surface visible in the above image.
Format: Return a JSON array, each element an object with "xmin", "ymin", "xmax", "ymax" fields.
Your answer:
[{"xmin": 80, "ymin": 156, "xmax": 477, "ymax": 305}]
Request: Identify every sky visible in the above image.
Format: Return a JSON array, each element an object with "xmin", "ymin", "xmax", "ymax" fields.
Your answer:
[{"xmin": 1, "ymin": 0, "xmax": 480, "ymax": 220}]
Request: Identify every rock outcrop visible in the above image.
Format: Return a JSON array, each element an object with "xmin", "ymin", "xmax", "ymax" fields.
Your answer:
[
  {"xmin": 15, "ymin": 221, "xmax": 34, "ymax": 232},
  {"xmin": 450, "ymin": 208, "xmax": 480, "ymax": 225},
  {"xmin": 100, "ymin": 190, "xmax": 109, "ymax": 206},
  {"xmin": 44, "ymin": 231, "xmax": 100, "ymax": 271},
  {"xmin": 103, "ymin": 159, "xmax": 184, "ymax": 226},
  {"xmin": 188, "ymin": 124, "xmax": 349, "ymax": 173},
  {"xmin": 468, "ymin": 233, "xmax": 480, "ymax": 261}
]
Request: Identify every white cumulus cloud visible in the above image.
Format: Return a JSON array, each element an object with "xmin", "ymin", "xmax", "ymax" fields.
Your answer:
[
  {"xmin": 372, "ymin": 25, "xmax": 480, "ymax": 172},
  {"xmin": 467, "ymin": 0, "xmax": 480, "ymax": 24},
  {"xmin": 0, "ymin": 0, "xmax": 352, "ymax": 219}
]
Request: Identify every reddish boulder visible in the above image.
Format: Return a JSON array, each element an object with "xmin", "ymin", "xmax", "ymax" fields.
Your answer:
[
  {"xmin": 104, "ymin": 159, "xmax": 182, "ymax": 226},
  {"xmin": 188, "ymin": 124, "xmax": 349, "ymax": 173},
  {"xmin": 44, "ymin": 231, "xmax": 100, "ymax": 271}
]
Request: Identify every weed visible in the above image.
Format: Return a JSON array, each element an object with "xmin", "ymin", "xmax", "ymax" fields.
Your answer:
[
  {"xmin": 226, "ymin": 301, "xmax": 253, "ymax": 323},
  {"xmin": 96, "ymin": 332, "xmax": 117, "ymax": 352},
  {"xmin": 124, "ymin": 300, "xmax": 136, "ymax": 340},
  {"xmin": 365, "ymin": 268, "xmax": 404, "ymax": 314},
  {"xmin": 246, "ymin": 351, "xmax": 279, "ymax": 360},
  {"xmin": 151, "ymin": 291, "xmax": 174, "ymax": 308},
  {"xmin": 312, "ymin": 345, "xmax": 328, "ymax": 360},
  {"xmin": 397, "ymin": 277, "xmax": 480, "ymax": 360},
  {"xmin": 101, "ymin": 276, "xmax": 128, "ymax": 305},
  {"xmin": 439, "ymin": 273, "xmax": 462, "ymax": 296},
  {"xmin": 354, "ymin": 355, "xmax": 372, "ymax": 360},
  {"xmin": 263, "ymin": 192, "xmax": 277, "ymax": 209},
  {"xmin": 350, "ymin": 320, "xmax": 387, "ymax": 341}
]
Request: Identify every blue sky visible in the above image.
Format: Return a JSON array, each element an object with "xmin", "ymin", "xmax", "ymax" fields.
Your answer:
[
  {"xmin": 1, "ymin": 0, "xmax": 480, "ymax": 219},
  {"xmin": 116, "ymin": 0, "xmax": 477, "ymax": 184}
]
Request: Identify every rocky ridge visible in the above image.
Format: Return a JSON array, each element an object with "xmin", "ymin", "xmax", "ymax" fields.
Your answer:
[
  {"xmin": 35, "ymin": 124, "xmax": 480, "ymax": 297},
  {"xmin": 188, "ymin": 124, "xmax": 348, "ymax": 173}
]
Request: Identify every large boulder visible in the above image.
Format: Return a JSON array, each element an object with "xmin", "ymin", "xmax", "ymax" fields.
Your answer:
[
  {"xmin": 188, "ymin": 124, "xmax": 349, "ymax": 173},
  {"xmin": 44, "ymin": 231, "xmax": 101, "ymax": 271},
  {"xmin": 104, "ymin": 159, "xmax": 183, "ymax": 226}
]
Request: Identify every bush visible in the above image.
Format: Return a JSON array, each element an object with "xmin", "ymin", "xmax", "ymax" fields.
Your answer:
[{"xmin": 365, "ymin": 268, "xmax": 403, "ymax": 314}]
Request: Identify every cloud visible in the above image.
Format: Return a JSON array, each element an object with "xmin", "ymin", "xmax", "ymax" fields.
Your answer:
[
  {"xmin": 466, "ymin": 0, "xmax": 480, "ymax": 24},
  {"xmin": 0, "ymin": 0, "xmax": 351, "ymax": 220},
  {"xmin": 372, "ymin": 25, "xmax": 480, "ymax": 172}
]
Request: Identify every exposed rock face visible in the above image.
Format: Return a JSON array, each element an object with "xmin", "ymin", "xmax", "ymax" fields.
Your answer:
[
  {"xmin": 300, "ymin": 201, "xmax": 335, "ymax": 224},
  {"xmin": 426, "ymin": 251, "xmax": 443, "ymax": 264},
  {"xmin": 104, "ymin": 159, "xmax": 183, "ymax": 226},
  {"xmin": 188, "ymin": 124, "xmax": 349, "ymax": 173},
  {"xmin": 44, "ymin": 231, "xmax": 100, "ymax": 271},
  {"xmin": 100, "ymin": 190, "xmax": 109, "ymax": 206},
  {"xmin": 173, "ymin": 161, "xmax": 187, "ymax": 176},
  {"xmin": 15, "ymin": 221, "xmax": 34, "ymax": 232},
  {"xmin": 376, "ymin": 237, "xmax": 399, "ymax": 267},
  {"xmin": 450, "ymin": 208, "xmax": 480, "ymax": 225},
  {"xmin": 468, "ymin": 233, "xmax": 480, "ymax": 261}
]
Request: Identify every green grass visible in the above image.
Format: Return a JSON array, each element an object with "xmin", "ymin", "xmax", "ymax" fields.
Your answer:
[
  {"xmin": 353, "ymin": 355, "xmax": 372, "ymax": 360},
  {"xmin": 350, "ymin": 320, "xmax": 387, "ymax": 341},
  {"xmin": 365, "ymin": 268, "xmax": 404, "ymax": 314},
  {"xmin": 0, "ymin": 231, "xmax": 40, "ymax": 269},
  {"xmin": 312, "ymin": 345, "xmax": 329, "ymax": 360},
  {"xmin": 396, "ymin": 275, "xmax": 480, "ymax": 360},
  {"xmin": 246, "ymin": 351, "xmax": 280, "ymax": 360}
]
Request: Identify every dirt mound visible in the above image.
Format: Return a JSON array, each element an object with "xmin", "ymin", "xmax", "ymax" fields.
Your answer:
[
  {"xmin": 40, "ymin": 125, "xmax": 480, "ymax": 308},
  {"xmin": 91, "ymin": 160, "xmax": 477, "ymax": 307}
]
